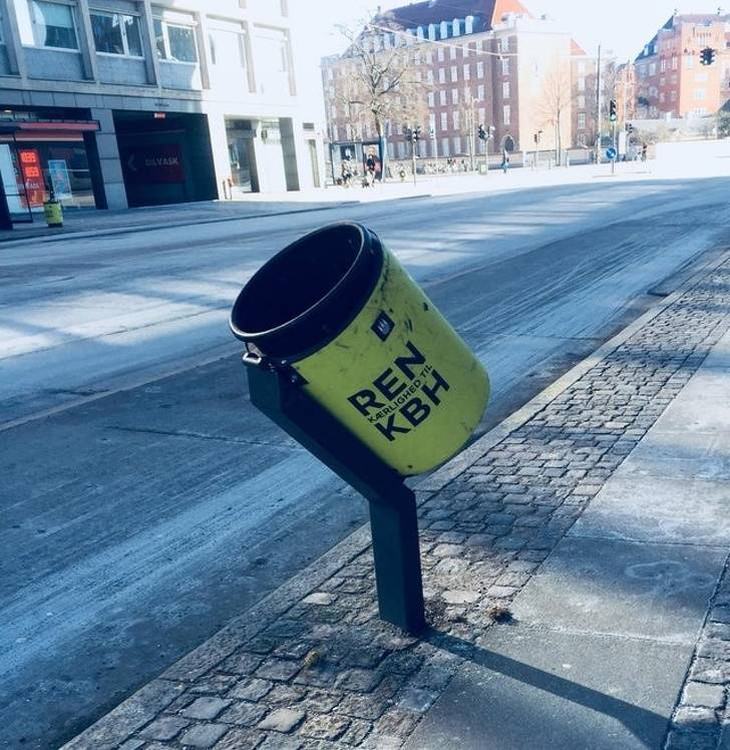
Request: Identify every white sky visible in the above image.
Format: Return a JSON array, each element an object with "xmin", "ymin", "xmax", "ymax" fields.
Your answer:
[{"xmin": 293, "ymin": 0, "xmax": 726, "ymax": 119}]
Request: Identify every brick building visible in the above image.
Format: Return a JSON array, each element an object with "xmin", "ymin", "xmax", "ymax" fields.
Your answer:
[
  {"xmin": 635, "ymin": 13, "xmax": 730, "ymax": 120},
  {"xmin": 321, "ymin": 0, "xmax": 574, "ymax": 171}
]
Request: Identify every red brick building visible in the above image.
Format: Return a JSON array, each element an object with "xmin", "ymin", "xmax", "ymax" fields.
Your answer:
[
  {"xmin": 635, "ymin": 13, "xmax": 730, "ymax": 120},
  {"xmin": 322, "ymin": 0, "xmax": 574, "ymax": 169}
]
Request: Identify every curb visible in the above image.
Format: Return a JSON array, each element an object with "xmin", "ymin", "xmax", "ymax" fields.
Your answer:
[
  {"xmin": 61, "ymin": 244, "xmax": 730, "ymax": 749},
  {"xmin": 0, "ymin": 203, "xmax": 356, "ymax": 248},
  {"xmin": 0, "ymin": 193, "xmax": 435, "ymax": 249}
]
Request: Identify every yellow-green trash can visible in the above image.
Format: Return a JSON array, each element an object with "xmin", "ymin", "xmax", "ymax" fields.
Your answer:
[
  {"xmin": 230, "ymin": 223, "xmax": 490, "ymax": 476},
  {"xmin": 43, "ymin": 200, "xmax": 63, "ymax": 228}
]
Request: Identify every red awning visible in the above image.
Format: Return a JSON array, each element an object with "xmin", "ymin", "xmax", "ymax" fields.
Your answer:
[{"xmin": 0, "ymin": 120, "xmax": 100, "ymax": 142}]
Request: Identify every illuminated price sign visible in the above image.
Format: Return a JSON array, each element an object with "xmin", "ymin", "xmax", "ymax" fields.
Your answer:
[{"xmin": 18, "ymin": 149, "xmax": 45, "ymax": 207}]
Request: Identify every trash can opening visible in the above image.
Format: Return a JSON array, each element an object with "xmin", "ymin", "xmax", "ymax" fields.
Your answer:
[{"xmin": 230, "ymin": 223, "xmax": 383, "ymax": 360}]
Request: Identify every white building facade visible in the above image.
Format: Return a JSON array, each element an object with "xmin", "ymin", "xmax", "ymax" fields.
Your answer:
[{"xmin": 0, "ymin": 0, "xmax": 323, "ymax": 212}]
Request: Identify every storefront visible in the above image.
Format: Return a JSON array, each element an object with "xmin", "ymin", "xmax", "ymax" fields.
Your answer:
[
  {"xmin": 0, "ymin": 114, "xmax": 100, "ymax": 221},
  {"xmin": 114, "ymin": 111, "xmax": 217, "ymax": 207}
]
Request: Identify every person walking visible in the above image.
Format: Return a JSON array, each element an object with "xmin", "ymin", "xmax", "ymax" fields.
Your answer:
[{"xmin": 501, "ymin": 149, "xmax": 510, "ymax": 174}]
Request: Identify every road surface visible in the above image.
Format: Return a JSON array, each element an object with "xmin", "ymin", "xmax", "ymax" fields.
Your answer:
[{"xmin": 1, "ymin": 174, "xmax": 729, "ymax": 748}]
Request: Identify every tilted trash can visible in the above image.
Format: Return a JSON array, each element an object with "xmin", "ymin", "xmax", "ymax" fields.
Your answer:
[{"xmin": 230, "ymin": 222, "xmax": 489, "ymax": 475}]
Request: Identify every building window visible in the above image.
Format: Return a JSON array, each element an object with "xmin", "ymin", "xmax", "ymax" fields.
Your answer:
[
  {"xmin": 450, "ymin": 45, "xmax": 456, "ymax": 60},
  {"xmin": 477, "ymin": 84, "xmax": 484, "ymax": 100},
  {"xmin": 671, "ymin": 56, "xmax": 678, "ymax": 70},
  {"xmin": 503, "ymin": 104, "xmax": 510, "ymax": 125},
  {"xmin": 577, "ymin": 95, "xmax": 585, "ymax": 108},
  {"xmin": 440, "ymin": 112, "xmax": 447, "ymax": 130},
  {"xmin": 578, "ymin": 113, "xmax": 586, "ymax": 128},
  {"xmin": 451, "ymin": 88, "xmax": 458, "ymax": 104},
  {"xmin": 451, "ymin": 65, "xmax": 457, "ymax": 81},
  {"xmin": 659, "ymin": 92, "xmax": 665, "ymax": 103},
  {"xmin": 208, "ymin": 22, "xmax": 247, "ymax": 68},
  {"xmin": 649, "ymin": 62, "xmax": 656, "ymax": 75},
  {"xmin": 427, "ymin": 69, "xmax": 434, "ymax": 84},
  {"xmin": 694, "ymin": 89, "xmax": 705, "ymax": 100},
  {"xmin": 476, "ymin": 61, "xmax": 484, "ymax": 78},
  {"xmin": 686, "ymin": 55, "xmax": 694, "ymax": 69},
  {"xmin": 91, "ymin": 11, "xmax": 143, "ymax": 57},
  {"xmin": 501, "ymin": 57, "xmax": 509, "ymax": 76},
  {"xmin": 463, "ymin": 63, "xmax": 470, "ymax": 80},
  {"xmin": 452, "ymin": 111, "xmax": 459, "ymax": 130},
  {"xmin": 441, "ymin": 137, "xmax": 450, "ymax": 156},
  {"xmin": 499, "ymin": 36, "xmax": 509, "ymax": 52},
  {"xmin": 438, "ymin": 67, "xmax": 446, "ymax": 83},
  {"xmin": 502, "ymin": 81, "xmax": 510, "ymax": 98},
  {"xmin": 154, "ymin": 17, "xmax": 198, "ymax": 62},
  {"xmin": 578, "ymin": 77, "xmax": 585, "ymax": 92},
  {"xmin": 437, "ymin": 46, "xmax": 444, "ymax": 62},
  {"xmin": 428, "ymin": 91, "xmax": 435, "ymax": 106},
  {"xmin": 439, "ymin": 90, "xmax": 446, "ymax": 105},
  {"xmin": 30, "ymin": 1, "xmax": 78, "ymax": 49},
  {"xmin": 670, "ymin": 90, "xmax": 677, "ymax": 102}
]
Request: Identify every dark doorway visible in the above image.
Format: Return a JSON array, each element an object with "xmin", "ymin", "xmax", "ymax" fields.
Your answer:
[{"xmin": 114, "ymin": 111, "xmax": 216, "ymax": 207}]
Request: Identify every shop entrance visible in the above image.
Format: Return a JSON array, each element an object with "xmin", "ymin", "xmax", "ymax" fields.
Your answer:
[
  {"xmin": 115, "ymin": 111, "xmax": 216, "ymax": 207},
  {"xmin": 225, "ymin": 119, "xmax": 259, "ymax": 194}
]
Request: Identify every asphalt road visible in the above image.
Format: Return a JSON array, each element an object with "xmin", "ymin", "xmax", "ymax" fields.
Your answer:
[{"xmin": 1, "ymin": 175, "xmax": 729, "ymax": 749}]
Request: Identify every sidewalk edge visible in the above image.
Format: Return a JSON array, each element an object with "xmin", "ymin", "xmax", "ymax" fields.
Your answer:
[{"xmin": 60, "ymin": 246, "xmax": 728, "ymax": 750}]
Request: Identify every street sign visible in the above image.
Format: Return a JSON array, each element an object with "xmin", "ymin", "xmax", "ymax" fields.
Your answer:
[{"xmin": 606, "ymin": 147, "xmax": 617, "ymax": 161}]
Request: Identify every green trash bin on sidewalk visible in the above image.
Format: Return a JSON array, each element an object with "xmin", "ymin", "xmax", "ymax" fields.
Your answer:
[
  {"xmin": 43, "ymin": 200, "xmax": 63, "ymax": 228},
  {"xmin": 230, "ymin": 222, "xmax": 490, "ymax": 475}
]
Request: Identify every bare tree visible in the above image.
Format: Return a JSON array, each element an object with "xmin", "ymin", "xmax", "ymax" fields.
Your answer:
[
  {"xmin": 335, "ymin": 18, "xmax": 428, "ymax": 165},
  {"xmin": 536, "ymin": 59, "xmax": 573, "ymax": 162}
]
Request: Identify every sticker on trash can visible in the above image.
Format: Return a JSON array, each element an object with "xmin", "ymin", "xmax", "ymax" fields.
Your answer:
[
  {"xmin": 347, "ymin": 340, "xmax": 451, "ymax": 442},
  {"xmin": 371, "ymin": 311, "xmax": 395, "ymax": 341}
]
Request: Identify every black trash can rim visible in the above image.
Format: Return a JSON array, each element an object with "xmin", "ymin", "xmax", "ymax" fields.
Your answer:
[{"xmin": 229, "ymin": 222, "xmax": 384, "ymax": 362}]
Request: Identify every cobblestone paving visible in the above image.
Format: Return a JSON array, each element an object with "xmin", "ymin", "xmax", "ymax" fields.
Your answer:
[
  {"xmin": 68, "ymin": 260, "xmax": 730, "ymax": 750},
  {"xmin": 664, "ymin": 557, "xmax": 730, "ymax": 750}
]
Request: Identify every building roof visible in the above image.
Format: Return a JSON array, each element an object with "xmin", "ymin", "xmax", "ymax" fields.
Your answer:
[
  {"xmin": 571, "ymin": 39, "xmax": 587, "ymax": 56},
  {"xmin": 375, "ymin": 0, "xmax": 531, "ymax": 31}
]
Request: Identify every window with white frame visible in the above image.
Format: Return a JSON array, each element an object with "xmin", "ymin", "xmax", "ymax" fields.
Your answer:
[
  {"xmin": 463, "ymin": 63, "xmax": 470, "ymax": 80},
  {"xmin": 30, "ymin": 1, "xmax": 78, "ymax": 49},
  {"xmin": 439, "ymin": 90, "xmax": 446, "ymax": 105},
  {"xmin": 208, "ymin": 20, "xmax": 247, "ymax": 69},
  {"xmin": 449, "ymin": 45, "xmax": 456, "ymax": 60},
  {"xmin": 452, "ymin": 111, "xmax": 459, "ymax": 130},
  {"xmin": 154, "ymin": 15, "xmax": 198, "ymax": 62},
  {"xmin": 499, "ymin": 36, "xmax": 509, "ymax": 52},
  {"xmin": 577, "ymin": 95, "xmax": 585, "ymax": 108},
  {"xmin": 427, "ymin": 69, "xmax": 434, "ymax": 84},
  {"xmin": 441, "ymin": 137, "xmax": 450, "ymax": 156},
  {"xmin": 503, "ymin": 104, "xmax": 510, "ymax": 125},
  {"xmin": 578, "ymin": 112, "xmax": 586, "ymax": 128},
  {"xmin": 438, "ymin": 67, "xmax": 446, "ymax": 83},
  {"xmin": 91, "ymin": 10, "xmax": 143, "ymax": 56},
  {"xmin": 478, "ymin": 107, "xmax": 485, "ymax": 123},
  {"xmin": 450, "ymin": 65, "xmax": 457, "ymax": 81},
  {"xmin": 501, "ymin": 57, "xmax": 509, "ymax": 76},
  {"xmin": 427, "ymin": 91, "xmax": 435, "ymax": 106},
  {"xmin": 440, "ymin": 112, "xmax": 447, "ymax": 130},
  {"xmin": 477, "ymin": 84, "xmax": 484, "ymax": 100},
  {"xmin": 451, "ymin": 88, "xmax": 458, "ymax": 104},
  {"xmin": 502, "ymin": 81, "xmax": 510, "ymax": 98},
  {"xmin": 578, "ymin": 77, "xmax": 585, "ymax": 91},
  {"xmin": 694, "ymin": 88, "xmax": 705, "ymax": 100},
  {"xmin": 437, "ymin": 46, "xmax": 444, "ymax": 62},
  {"xmin": 476, "ymin": 61, "xmax": 484, "ymax": 78}
]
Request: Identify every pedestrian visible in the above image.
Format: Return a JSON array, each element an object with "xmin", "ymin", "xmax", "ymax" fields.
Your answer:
[
  {"xmin": 340, "ymin": 158, "xmax": 352, "ymax": 187},
  {"xmin": 501, "ymin": 150, "xmax": 510, "ymax": 174}
]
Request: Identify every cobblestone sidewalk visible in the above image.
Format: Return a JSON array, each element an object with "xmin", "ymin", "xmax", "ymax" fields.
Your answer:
[{"xmin": 64, "ymin": 253, "xmax": 730, "ymax": 750}]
